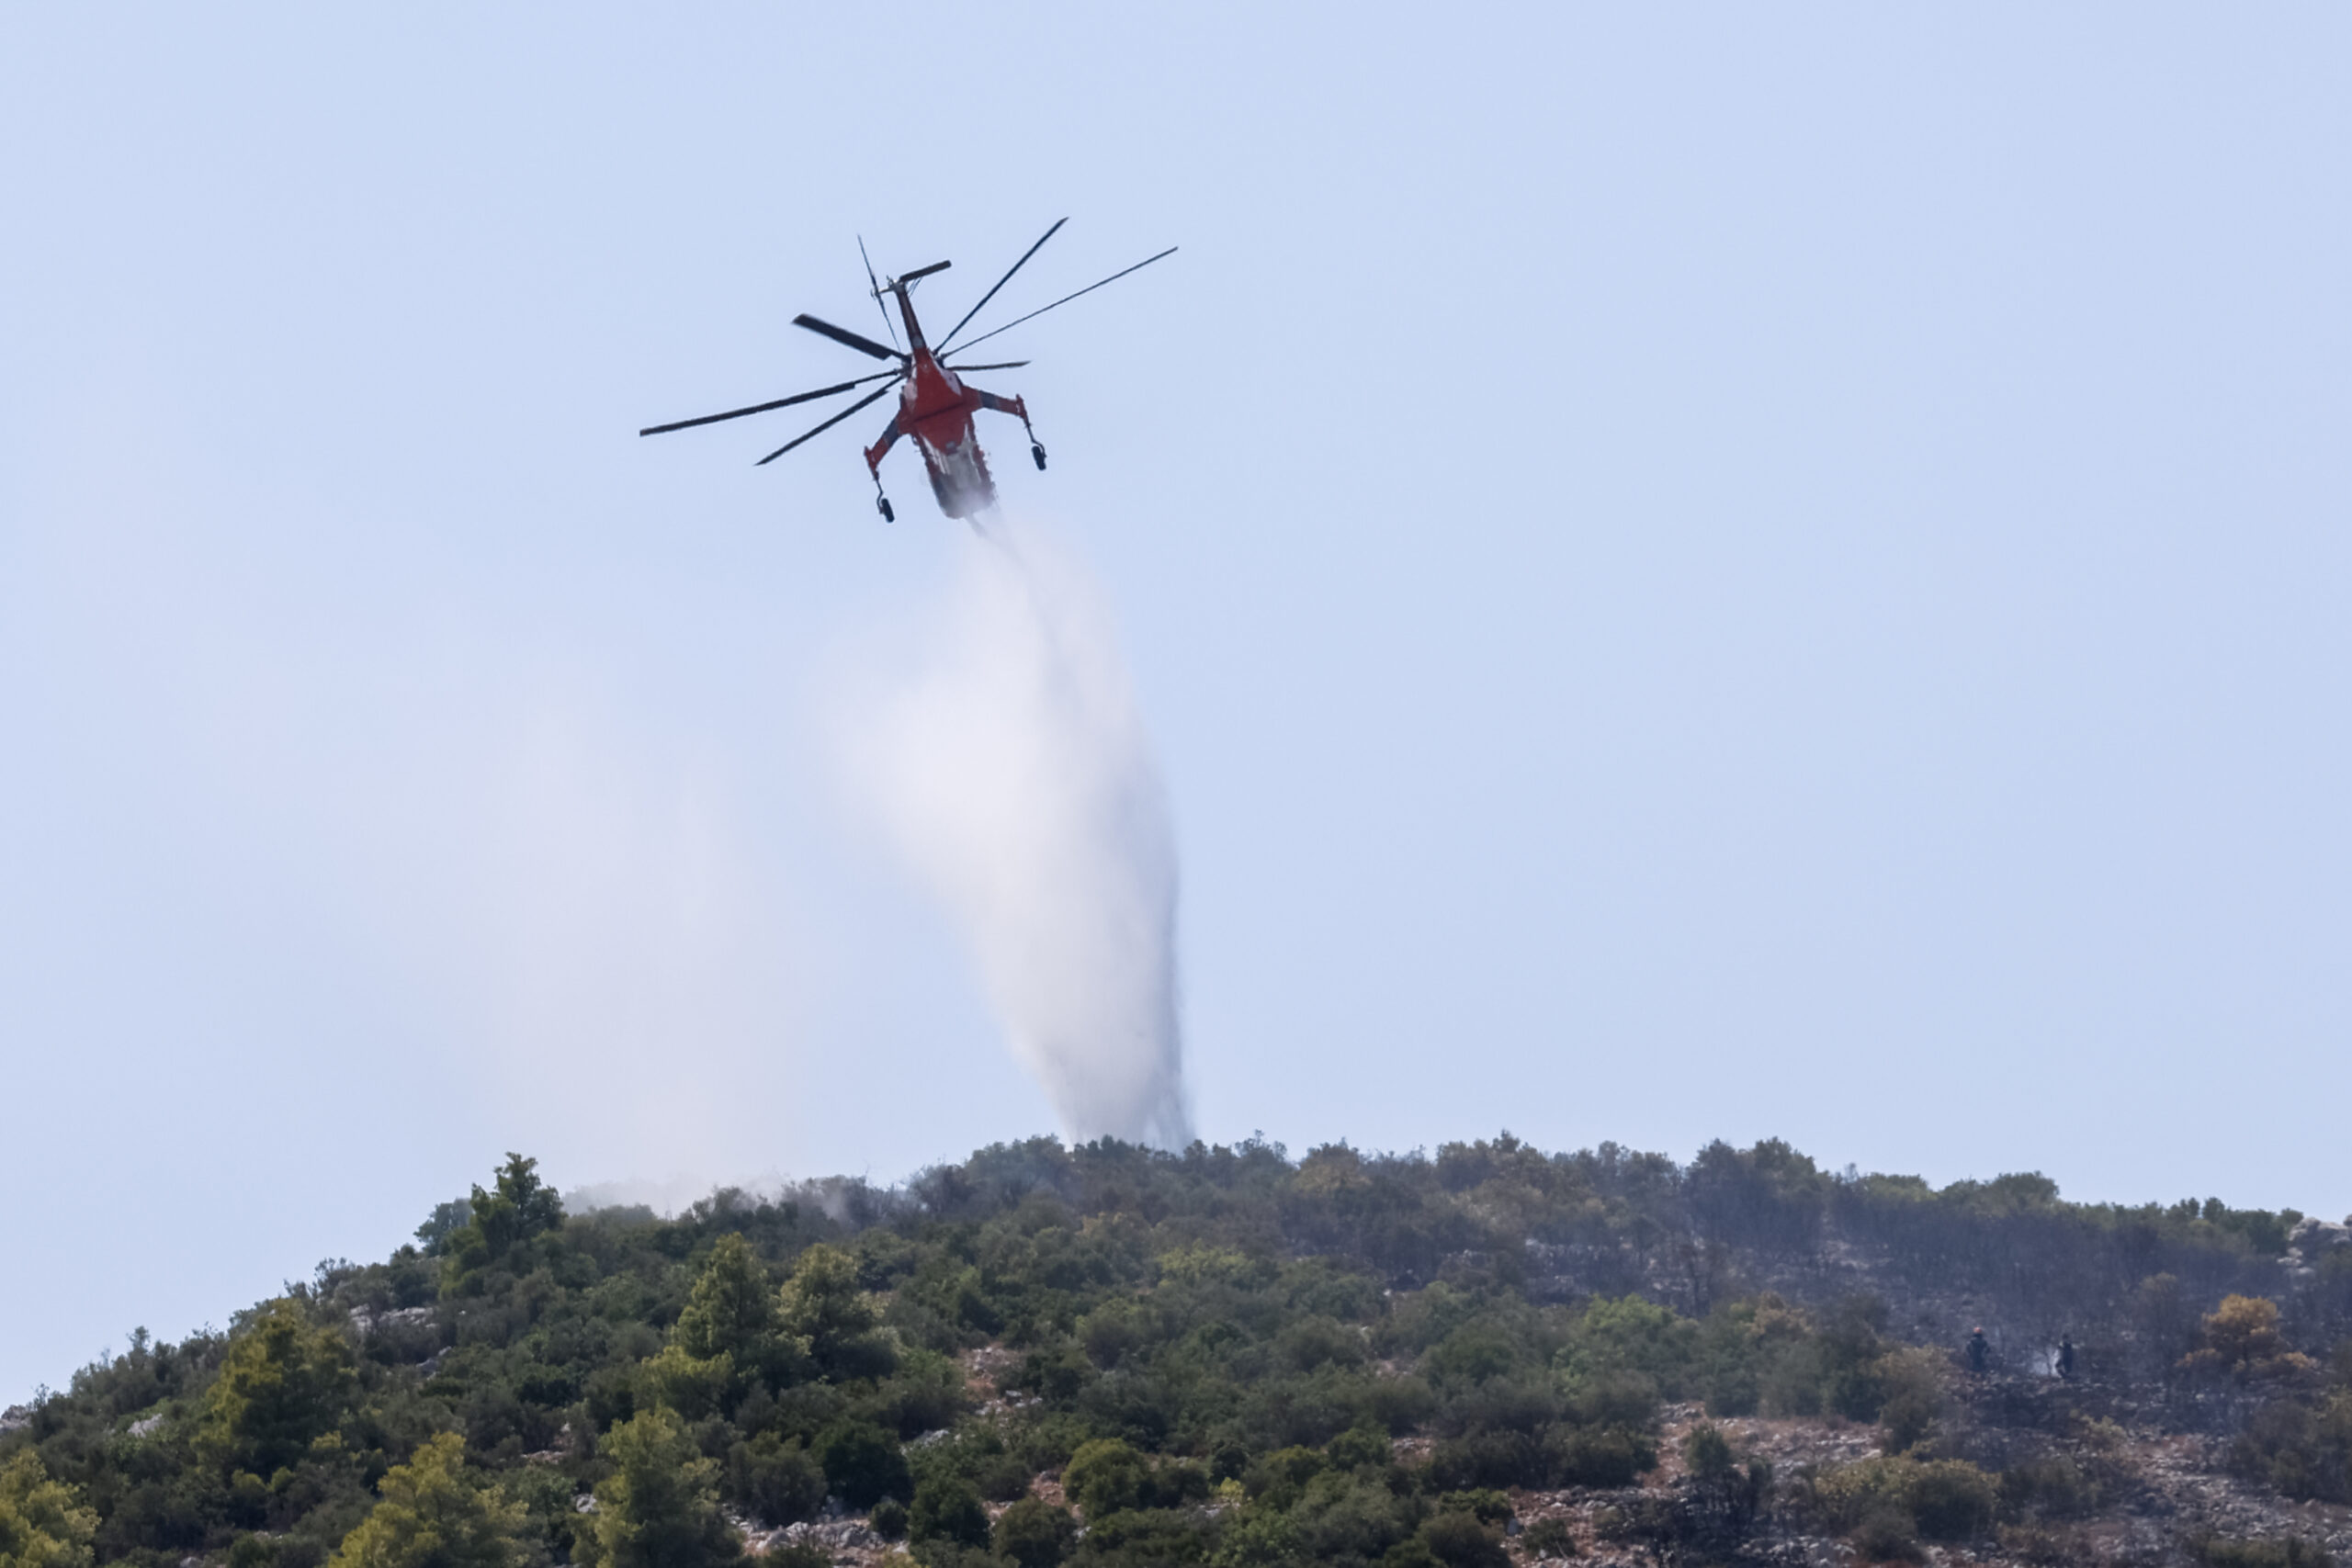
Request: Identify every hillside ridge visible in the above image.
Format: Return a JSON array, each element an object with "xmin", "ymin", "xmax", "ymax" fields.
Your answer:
[{"xmin": 6, "ymin": 1134, "xmax": 2350, "ymax": 1568}]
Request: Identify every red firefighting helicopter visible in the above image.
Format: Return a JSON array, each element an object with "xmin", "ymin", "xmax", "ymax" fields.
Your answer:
[{"xmin": 639, "ymin": 220, "xmax": 1175, "ymax": 523}]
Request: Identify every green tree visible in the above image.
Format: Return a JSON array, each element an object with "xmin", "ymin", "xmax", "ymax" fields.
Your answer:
[
  {"xmin": 442, "ymin": 1156, "xmax": 564, "ymax": 1291},
  {"xmin": 647, "ymin": 1235, "xmax": 807, "ymax": 1416},
  {"xmin": 677, "ymin": 1241, "xmax": 766, "ymax": 1354},
  {"xmin": 574, "ymin": 1410, "xmax": 740, "ymax": 1568},
  {"xmin": 675, "ymin": 1236, "xmax": 784, "ymax": 1367},
  {"xmin": 413, "ymin": 1201, "xmax": 473, "ymax": 1258},
  {"xmin": 326, "ymin": 1433, "xmax": 536, "ymax": 1568},
  {"xmin": 196, "ymin": 1300, "xmax": 362, "ymax": 1479},
  {"xmin": 0, "ymin": 1450, "xmax": 96, "ymax": 1568},
  {"xmin": 635, "ymin": 1346, "xmax": 733, "ymax": 1423},
  {"xmin": 2183, "ymin": 1296, "xmax": 2315, "ymax": 1384},
  {"xmin": 780, "ymin": 1246, "xmax": 895, "ymax": 1382}
]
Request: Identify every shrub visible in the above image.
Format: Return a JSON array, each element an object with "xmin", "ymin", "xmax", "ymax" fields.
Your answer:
[
  {"xmin": 1434, "ymin": 1489, "xmax": 1511, "ymax": 1525},
  {"xmin": 1681, "ymin": 1424, "xmax": 1735, "ymax": 1481},
  {"xmin": 1518, "ymin": 1517, "xmax": 1577, "ymax": 1559},
  {"xmin": 907, "ymin": 1478, "xmax": 989, "ymax": 1550},
  {"xmin": 1812, "ymin": 1455, "xmax": 1996, "ymax": 1544},
  {"xmin": 1873, "ymin": 1348, "xmax": 1945, "ymax": 1452},
  {"xmin": 2233, "ymin": 1393, "xmax": 2352, "ymax": 1504},
  {"xmin": 990, "ymin": 1498, "xmax": 1075, "ymax": 1568},
  {"xmin": 1289, "ymin": 1472, "xmax": 1417, "ymax": 1564},
  {"xmin": 1416, "ymin": 1510, "xmax": 1510, "ymax": 1568},
  {"xmin": 1243, "ymin": 1445, "xmax": 1327, "ymax": 1506},
  {"xmin": 759, "ymin": 1550, "xmax": 829, "ymax": 1568},
  {"xmin": 1849, "ymin": 1504, "xmax": 1921, "ymax": 1562},
  {"xmin": 814, "ymin": 1420, "xmax": 910, "ymax": 1509},
  {"xmin": 1378, "ymin": 1537, "xmax": 1441, "ymax": 1568},
  {"xmin": 1999, "ymin": 1455, "xmax": 2101, "ymax": 1521},
  {"xmin": 1063, "ymin": 1438, "xmax": 1148, "ymax": 1518},
  {"xmin": 1069, "ymin": 1508, "xmax": 1211, "ymax": 1563},
  {"xmin": 1552, "ymin": 1426, "xmax": 1656, "ymax": 1488},
  {"xmin": 728, "ymin": 1434, "xmax": 825, "ymax": 1529},
  {"xmin": 1326, "ymin": 1425, "xmax": 1391, "ymax": 1471},
  {"xmin": 866, "ymin": 1499, "xmax": 907, "ymax": 1541},
  {"xmin": 1908, "ymin": 1460, "xmax": 1997, "ymax": 1541},
  {"xmin": 1428, "ymin": 1432, "xmax": 1543, "ymax": 1492},
  {"xmin": 1998, "ymin": 1522, "xmax": 2098, "ymax": 1565},
  {"xmin": 2192, "ymin": 1538, "xmax": 2335, "ymax": 1568}
]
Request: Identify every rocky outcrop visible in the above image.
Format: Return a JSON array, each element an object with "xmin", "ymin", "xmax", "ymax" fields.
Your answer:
[
  {"xmin": 345, "ymin": 1304, "xmax": 435, "ymax": 1336},
  {"xmin": 2278, "ymin": 1216, "xmax": 2352, "ymax": 1279},
  {"xmin": 745, "ymin": 1517, "xmax": 888, "ymax": 1564}
]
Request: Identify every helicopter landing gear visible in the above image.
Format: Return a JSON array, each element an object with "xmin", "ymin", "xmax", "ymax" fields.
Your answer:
[
  {"xmin": 1031, "ymin": 443, "xmax": 1047, "ymax": 471},
  {"xmin": 874, "ymin": 484, "xmax": 894, "ymax": 524}
]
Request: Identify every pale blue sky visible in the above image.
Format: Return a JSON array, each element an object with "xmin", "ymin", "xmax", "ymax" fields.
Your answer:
[{"xmin": 4, "ymin": 6, "xmax": 2347, "ymax": 1399}]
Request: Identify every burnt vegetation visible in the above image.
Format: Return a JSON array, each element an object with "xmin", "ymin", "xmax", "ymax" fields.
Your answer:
[{"xmin": 6, "ymin": 1135, "xmax": 2352, "ymax": 1568}]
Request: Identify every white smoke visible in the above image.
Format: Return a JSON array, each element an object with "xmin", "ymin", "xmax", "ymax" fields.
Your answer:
[{"xmin": 847, "ymin": 514, "xmax": 1191, "ymax": 1147}]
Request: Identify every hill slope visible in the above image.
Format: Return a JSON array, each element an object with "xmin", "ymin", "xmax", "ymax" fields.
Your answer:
[{"xmin": 6, "ymin": 1135, "xmax": 2350, "ymax": 1568}]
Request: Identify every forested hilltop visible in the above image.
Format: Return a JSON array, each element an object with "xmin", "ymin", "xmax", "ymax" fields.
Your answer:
[{"xmin": 7, "ymin": 1135, "xmax": 2351, "ymax": 1568}]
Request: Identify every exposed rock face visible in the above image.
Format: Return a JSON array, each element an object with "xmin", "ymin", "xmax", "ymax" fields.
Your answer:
[
  {"xmin": 2290, "ymin": 1216, "xmax": 2350, "ymax": 1251},
  {"xmin": 752, "ymin": 1518, "xmax": 886, "ymax": 1564},
  {"xmin": 0, "ymin": 1404, "xmax": 29, "ymax": 1434},
  {"xmin": 345, "ymin": 1304, "xmax": 435, "ymax": 1336}
]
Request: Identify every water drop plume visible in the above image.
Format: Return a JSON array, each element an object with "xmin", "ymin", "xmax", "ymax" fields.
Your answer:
[{"xmin": 850, "ymin": 513, "xmax": 1190, "ymax": 1147}]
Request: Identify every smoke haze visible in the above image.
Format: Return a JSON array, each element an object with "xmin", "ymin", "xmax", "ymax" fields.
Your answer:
[{"xmin": 847, "ymin": 515, "xmax": 1191, "ymax": 1147}]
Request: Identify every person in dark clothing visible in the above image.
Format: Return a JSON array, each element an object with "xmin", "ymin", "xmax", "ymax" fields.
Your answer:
[
  {"xmin": 1967, "ymin": 1326, "xmax": 1991, "ymax": 1373},
  {"xmin": 2056, "ymin": 1335, "xmax": 2076, "ymax": 1381}
]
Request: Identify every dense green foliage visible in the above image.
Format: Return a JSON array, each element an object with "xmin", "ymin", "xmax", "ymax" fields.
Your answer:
[
  {"xmin": 1, "ymin": 1449, "xmax": 98, "ymax": 1568},
  {"xmin": 7, "ymin": 1136, "xmax": 2351, "ymax": 1568}
]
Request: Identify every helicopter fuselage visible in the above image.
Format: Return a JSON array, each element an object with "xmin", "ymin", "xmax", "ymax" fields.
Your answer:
[{"xmin": 864, "ymin": 286, "xmax": 1026, "ymax": 521}]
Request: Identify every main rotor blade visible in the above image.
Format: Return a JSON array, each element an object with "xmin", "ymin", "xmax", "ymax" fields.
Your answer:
[
  {"xmin": 792, "ymin": 313, "xmax": 903, "ymax": 361},
  {"xmin": 754, "ymin": 381, "xmax": 899, "ymax": 466},
  {"xmin": 943, "ymin": 246, "xmax": 1177, "ymax": 355},
  {"xmin": 858, "ymin": 235, "xmax": 902, "ymax": 352},
  {"xmin": 938, "ymin": 217, "xmax": 1067, "ymax": 354},
  {"xmin": 942, "ymin": 360, "xmax": 1030, "ymax": 372},
  {"xmin": 639, "ymin": 369, "xmax": 900, "ymax": 436}
]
